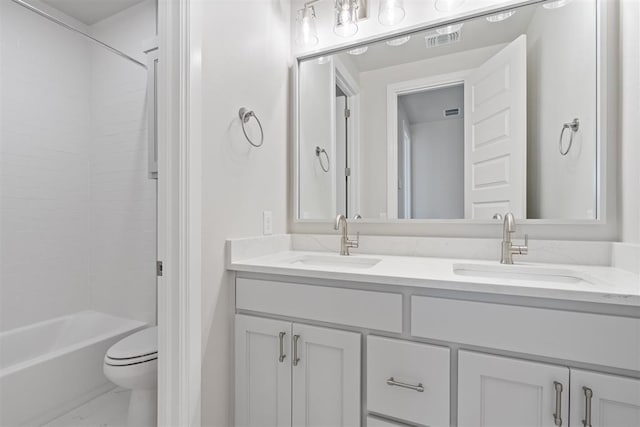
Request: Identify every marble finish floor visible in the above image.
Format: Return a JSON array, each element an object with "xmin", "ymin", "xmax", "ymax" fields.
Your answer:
[{"xmin": 44, "ymin": 388, "xmax": 130, "ymax": 427}]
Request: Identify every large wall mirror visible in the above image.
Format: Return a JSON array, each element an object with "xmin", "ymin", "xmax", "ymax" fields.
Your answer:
[{"xmin": 295, "ymin": 0, "xmax": 601, "ymax": 222}]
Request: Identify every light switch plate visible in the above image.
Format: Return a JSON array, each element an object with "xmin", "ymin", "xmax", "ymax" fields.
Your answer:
[{"xmin": 262, "ymin": 211, "xmax": 273, "ymax": 235}]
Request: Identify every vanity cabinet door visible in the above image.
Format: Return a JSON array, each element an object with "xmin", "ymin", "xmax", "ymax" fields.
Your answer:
[
  {"xmin": 292, "ymin": 323, "xmax": 361, "ymax": 427},
  {"xmin": 235, "ymin": 315, "xmax": 292, "ymax": 427},
  {"xmin": 458, "ymin": 351, "xmax": 569, "ymax": 427},
  {"xmin": 570, "ymin": 370, "xmax": 640, "ymax": 427}
]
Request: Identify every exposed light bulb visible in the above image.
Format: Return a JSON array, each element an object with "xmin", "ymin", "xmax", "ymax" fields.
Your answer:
[
  {"xmin": 434, "ymin": 0, "xmax": 465, "ymax": 12},
  {"xmin": 542, "ymin": 0, "xmax": 571, "ymax": 9},
  {"xmin": 334, "ymin": 0, "xmax": 359, "ymax": 37},
  {"xmin": 386, "ymin": 35, "xmax": 411, "ymax": 46},
  {"xmin": 295, "ymin": 5, "xmax": 319, "ymax": 47},
  {"xmin": 435, "ymin": 23, "xmax": 464, "ymax": 35},
  {"xmin": 486, "ymin": 10, "xmax": 516, "ymax": 22},
  {"xmin": 348, "ymin": 46, "xmax": 368, "ymax": 55},
  {"xmin": 317, "ymin": 56, "xmax": 332, "ymax": 65},
  {"xmin": 378, "ymin": 0, "xmax": 405, "ymax": 26}
]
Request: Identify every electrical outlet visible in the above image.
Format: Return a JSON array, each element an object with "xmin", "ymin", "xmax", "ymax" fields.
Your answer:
[{"xmin": 262, "ymin": 211, "xmax": 273, "ymax": 235}]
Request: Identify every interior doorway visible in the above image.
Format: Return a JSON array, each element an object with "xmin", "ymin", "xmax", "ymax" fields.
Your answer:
[{"xmin": 397, "ymin": 84, "xmax": 465, "ymax": 219}]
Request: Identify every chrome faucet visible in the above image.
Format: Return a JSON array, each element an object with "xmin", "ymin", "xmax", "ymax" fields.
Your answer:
[
  {"xmin": 335, "ymin": 214, "xmax": 359, "ymax": 256},
  {"xmin": 500, "ymin": 212, "xmax": 528, "ymax": 264}
]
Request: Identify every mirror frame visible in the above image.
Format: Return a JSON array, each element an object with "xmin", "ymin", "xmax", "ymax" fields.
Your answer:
[{"xmin": 292, "ymin": 0, "xmax": 617, "ymax": 240}]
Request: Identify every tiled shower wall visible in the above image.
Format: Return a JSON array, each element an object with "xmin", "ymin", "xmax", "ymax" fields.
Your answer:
[
  {"xmin": 0, "ymin": 0, "xmax": 156, "ymax": 331},
  {"xmin": 0, "ymin": 1, "xmax": 92, "ymax": 331},
  {"xmin": 88, "ymin": 0, "xmax": 157, "ymax": 325}
]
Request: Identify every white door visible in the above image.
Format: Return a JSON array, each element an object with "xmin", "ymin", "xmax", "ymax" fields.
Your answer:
[
  {"xmin": 464, "ymin": 35, "xmax": 527, "ymax": 219},
  {"xmin": 336, "ymin": 95, "xmax": 348, "ymax": 216},
  {"xmin": 458, "ymin": 351, "xmax": 569, "ymax": 427},
  {"xmin": 570, "ymin": 370, "xmax": 640, "ymax": 427},
  {"xmin": 292, "ymin": 324, "xmax": 361, "ymax": 427},
  {"xmin": 235, "ymin": 315, "xmax": 292, "ymax": 427}
]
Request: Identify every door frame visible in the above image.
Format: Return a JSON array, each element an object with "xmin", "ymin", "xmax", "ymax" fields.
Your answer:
[
  {"xmin": 386, "ymin": 70, "xmax": 471, "ymax": 219},
  {"xmin": 157, "ymin": 0, "xmax": 202, "ymax": 426},
  {"xmin": 333, "ymin": 57, "xmax": 361, "ymax": 218}
]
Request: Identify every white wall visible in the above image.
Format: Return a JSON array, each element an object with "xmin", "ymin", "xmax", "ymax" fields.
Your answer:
[
  {"xmin": 88, "ymin": 0, "xmax": 157, "ymax": 324},
  {"xmin": 619, "ymin": 0, "xmax": 640, "ymax": 243},
  {"xmin": 358, "ymin": 44, "xmax": 504, "ymax": 218},
  {"xmin": 197, "ymin": 1, "xmax": 290, "ymax": 425},
  {"xmin": 525, "ymin": 0, "xmax": 597, "ymax": 219},
  {"xmin": 410, "ymin": 119, "xmax": 464, "ymax": 219},
  {"xmin": 0, "ymin": 0, "xmax": 92, "ymax": 331}
]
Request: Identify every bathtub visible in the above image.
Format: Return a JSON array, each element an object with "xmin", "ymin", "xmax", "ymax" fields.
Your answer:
[{"xmin": 0, "ymin": 311, "xmax": 146, "ymax": 426}]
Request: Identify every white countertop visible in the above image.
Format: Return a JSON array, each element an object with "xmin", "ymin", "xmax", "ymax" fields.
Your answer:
[{"xmin": 228, "ymin": 250, "xmax": 640, "ymax": 307}]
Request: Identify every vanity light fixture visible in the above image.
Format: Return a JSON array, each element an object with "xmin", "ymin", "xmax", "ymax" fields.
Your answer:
[
  {"xmin": 334, "ymin": 0, "xmax": 360, "ymax": 37},
  {"xmin": 434, "ymin": 0, "xmax": 465, "ymax": 12},
  {"xmin": 435, "ymin": 22, "xmax": 463, "ymax": 35},
  {"xmin": 295, "ymin": 1, "xmax": 320, "ymax": 47},
  {"xmin": 378, "ymin": 0, "xmax": 405, "ymax": 26},
  {"xmin": 486, "ymin": 10, "xmax": 516, "ymax": 22},
  {"xmin": 542, "ymin": 0, "xmax": 570, "ymax": 9},
  {"xmin": 386, "ymin": 35, "xmax": 411, "ymax": 46},
  {"xmin": 348, "ymin": 46, "xmax": 368, "ymax": 55}
]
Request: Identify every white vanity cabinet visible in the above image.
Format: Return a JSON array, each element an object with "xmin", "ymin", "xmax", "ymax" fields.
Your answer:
[
  {"xmin": 569, "ymin": 370, "xmax": 640, "ymax": 427},
  {"xmin": 233, "ymin": 276, "xmax": 640, "ymax": 427},
  {"xmin": 235, "ymin": 314, "xmax": 361, "ymax": 427},
  {"xmin": 458, "ymin": 352, "xmax": 640, "ymax": 427},
  {"xmin": 458, "ymin": 351, "xmax": 570, "ymax": 427}
]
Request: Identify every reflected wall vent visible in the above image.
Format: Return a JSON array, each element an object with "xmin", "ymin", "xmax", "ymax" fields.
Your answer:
[
  {"xmin": 444, "ymin": 108, "xmax": 460, "ymax": 117},
  {"xmin": 425, "ymin": 31, "xmax": 461, "ymax": 48}
]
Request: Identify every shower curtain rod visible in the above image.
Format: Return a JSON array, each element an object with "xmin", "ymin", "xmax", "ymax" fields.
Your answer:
[{"xmin": 10, "ymin": 0, "xmax": 147, "ymax": 69}]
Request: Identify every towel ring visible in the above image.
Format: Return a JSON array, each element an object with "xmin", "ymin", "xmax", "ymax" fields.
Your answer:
[
  {"xmin": 315, "ymin": 146, "xmax": 330, "ymax": 172},
  {"xmin": 559, "ymin": 118, "xmax": 579, "ymax": 156},
  {"xmin": 238, "ymin": 107, "xmax": 264, "ymax": 148}
]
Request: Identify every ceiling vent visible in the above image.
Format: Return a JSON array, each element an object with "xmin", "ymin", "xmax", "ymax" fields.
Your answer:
[
  {"xmin": 444, "ymin": 108, "xmax": 461, "ymax": 117},
  {"xmin": 425, "ymin": 30, "xmax": 461, "ymax": 48}
]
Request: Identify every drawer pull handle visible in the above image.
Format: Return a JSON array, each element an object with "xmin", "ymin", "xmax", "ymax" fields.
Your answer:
[
  {"xmin": 386, "ymin": 377, "xmax": 424, "ymax": 393},
  {"xmin": 553, "ymin": 381, "xmax": 563, "ymax": 426},
  {"xmin": 582, "ymin": 387, "xmax": 593, "ymax": 427},
  {"xmin": 293, "ymin": 335, "xmax": 301, "ymax": 367},
  {"xmin": 278, "ymin": 332, "xmax": 286, "ymax": 363}
]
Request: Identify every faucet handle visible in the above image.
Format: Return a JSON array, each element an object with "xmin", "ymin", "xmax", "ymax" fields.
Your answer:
[
  {"xmin": 348, "ymin": 232, "xmax": 360, "ymax": 249},
  {"xmin": 518, "ymin": 234, "xmax": 529, "ymax": 255}
]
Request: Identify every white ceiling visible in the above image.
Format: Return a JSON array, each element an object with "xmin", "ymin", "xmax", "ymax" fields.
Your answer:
[
  {"xmin": 399, "ymin": 84, "xmax": 464, "ymax": 125},
  {"xmin": 41, "ymin": 0, "xmax": 148, "ymax": 25},
  {"xmin": 335, "ymin": 3, "xmax": 537, "ymax": 72}
]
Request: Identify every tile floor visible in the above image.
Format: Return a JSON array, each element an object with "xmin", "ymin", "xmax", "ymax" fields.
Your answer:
[{"xmin": 44, "ymin": 388, "xmax": 130, "ymax": 427}]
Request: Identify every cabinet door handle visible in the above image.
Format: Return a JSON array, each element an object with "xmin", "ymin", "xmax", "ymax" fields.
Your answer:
[
  {"xmin": 582, "ymin": 387, "xmax": 593, "ymax": 427},
  {"xmin": 293, "ymin": 334, "xmax": 301, "ymax": 367},
  {"xmin": 553, "ymin": 381, "xmax": 563, "ymax": 426},
  {"xmin": 386, "ymin": 377, "xmax": 424, "ymax": 393},
  {"xmin": 278, "ymin": 332, "xmax": 286, "ymax": 363}
]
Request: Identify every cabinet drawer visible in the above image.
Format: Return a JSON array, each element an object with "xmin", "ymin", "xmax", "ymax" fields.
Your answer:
[
  {"xmin": 411, "ymin": 296, "xmax": 640, "ymax": 371},
  {"xmin": 236, "ymin": 278, "xmax": 402, "ymax": 332},
  {"xmin": 367, "ymin": 336, "xmax": 450, "ymax": 426}
]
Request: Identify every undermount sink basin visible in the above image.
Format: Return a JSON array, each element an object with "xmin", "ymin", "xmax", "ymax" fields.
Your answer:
[
  {"xmin": 288, "ymin": 255, "xmax": 381, "ymax": 269},
  {"xmin": 452, "ymin": 263, "xmax": 591, "ymax": 284}
]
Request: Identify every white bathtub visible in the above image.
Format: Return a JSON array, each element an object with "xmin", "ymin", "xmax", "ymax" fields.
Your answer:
[{"xmin": 0, "ymin": 311, "xmax": 146, "ymax": 426}]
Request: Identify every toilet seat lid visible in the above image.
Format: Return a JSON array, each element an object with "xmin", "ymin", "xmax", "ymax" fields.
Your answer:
[{"xmin": 107, "ymin": 326, "xmax": 157, "ymax": 360}]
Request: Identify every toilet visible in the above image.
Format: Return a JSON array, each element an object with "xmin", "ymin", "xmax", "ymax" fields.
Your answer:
[{"xmin": 103, "ymin": 326, "xmax": 158, "ymax": 427}]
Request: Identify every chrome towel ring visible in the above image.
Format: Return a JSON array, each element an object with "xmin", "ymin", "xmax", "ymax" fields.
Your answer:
[
  {"xmin": 315, "ymin": 146, "xmax": 330, "ymax": 172},
  {"xmin": 559, "ymin": 118, "xmax": 579, "ymax": 156},
  {"xmin": 238, "ymin": 107, "xmax": 264, "ymax": 148}
]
